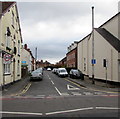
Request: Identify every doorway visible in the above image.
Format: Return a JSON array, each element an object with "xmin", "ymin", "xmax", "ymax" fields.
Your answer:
[{"xmin": 13, "ymin": 58, "xmax": 15, "ymax": 82}]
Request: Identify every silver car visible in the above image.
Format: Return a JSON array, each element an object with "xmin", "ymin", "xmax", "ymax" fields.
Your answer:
[{"xmin": 30, "ymin": 68, "xmax": 43, "ymax": 81}]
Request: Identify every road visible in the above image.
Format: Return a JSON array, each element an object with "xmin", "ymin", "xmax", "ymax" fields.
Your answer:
[{"xmin": 1, "ymin": 70, "xmax": 120, "ymax": 118}]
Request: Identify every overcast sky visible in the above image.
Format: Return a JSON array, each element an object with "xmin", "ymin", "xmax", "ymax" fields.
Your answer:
[{"xmin": 16, "ymin": 0, "xmax": 119, "ymax": 64}]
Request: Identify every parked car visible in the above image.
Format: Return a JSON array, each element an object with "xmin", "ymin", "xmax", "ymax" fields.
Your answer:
[
  {"xmin": 52, "ymin": 68, "xmax": 57, "ymax": 74},
  {"xmin": 57, "ymin": 68, "xmax": 68, "ymax": 77},
  {"xmin": 30, "ymin": 68, "xmax": 43, "ymax": 81},
  {"xmin": 55, "ymin": 68, "xmax": 59, "ymax": 75},
  {"xmin": 69, "ymin": 69, "xmax": 84, "ymax": 79},
  {"xmin": 47, "ymin": 68, "xmax": 52, "ymax": 71}
]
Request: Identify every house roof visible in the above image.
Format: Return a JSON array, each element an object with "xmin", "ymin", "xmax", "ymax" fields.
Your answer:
[
  {"xmin": 66, "ymin": 47, "xmax": 77, "ymax": 55},
  {"xmin": 95, "ymin": 28, "xmax": 120, "ymax": 52},
  {"xmin": 0, "ymin": 2, "xmax": 15, "ymax": 18},
  {"xmin": 0, "ymin": 2, "xmax": 23, "ymax": 43},
  {"xmin": 77, "ymin": 12, "xmax": 119, "ymax": 45},
  {"xmin": 99, "ymin": 12, "xmax": 120, "ymax": 28},
  {"xmin": 78, "ymin": 33, "xmax": 91, "ymax": 44}
]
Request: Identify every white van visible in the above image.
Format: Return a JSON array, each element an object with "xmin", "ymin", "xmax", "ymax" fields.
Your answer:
[{"xmin": 57, "ymin": 68, "xmax": 68, "ymax": 77}]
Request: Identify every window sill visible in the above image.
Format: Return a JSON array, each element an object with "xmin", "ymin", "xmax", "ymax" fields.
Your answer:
[{"xmin": 4, "ymin": 73, "xmax": 11, "ymax": 76}]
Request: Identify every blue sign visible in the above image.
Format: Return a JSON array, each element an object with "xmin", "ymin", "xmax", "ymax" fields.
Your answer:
[
  {"xmin": 22, "ymin": 61, "xmax": 26, "ymax": 64},
  {"xmin": 91, "ymin": 59, "xmax": 96, "ymax": 64}
]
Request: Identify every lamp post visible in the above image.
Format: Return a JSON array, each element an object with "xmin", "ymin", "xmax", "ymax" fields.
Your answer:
[
  {"xmin": 35, "ymin": 47, "xmax": 37, "ymax": 69},
  {"xmin": 92, "ymin": 6, "xmax": 95, "ymax": 84}
]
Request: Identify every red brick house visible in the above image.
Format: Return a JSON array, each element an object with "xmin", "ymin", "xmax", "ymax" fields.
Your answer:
[
  {"xmin": 59, "ymin": 57, "xmax": 67, "ymax": 67},
  {"xmin": 66, "ymin": 42, "xmax": 78, "ymax": 68}
]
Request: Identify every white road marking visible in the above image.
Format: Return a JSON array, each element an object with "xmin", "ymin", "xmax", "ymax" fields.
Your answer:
[
  {"xmin": 83, "ymin": 92, "xmax": 93, "ymax": 95},
  {"xmin": 61, "ymin": 93, "xmax": 69, "ymax": 96},
  {"xmin": 47, "ymin": 75, "xmax": 50, "ymax": 78},
  {"xmin": 96, "ymin": 107, "xmax": 120, "ymax": 110},
  {"xmin": 54, "ymin": 87, "xmax": 62, "ymax": 96},
  {"xmin": 48, "ymin": 75, "xmax": 51, "ymax": 80},
  {"xmin": 46, "ymin": 107, "xmax": 93, "ymax": 115},
  {"xmin": 0, "ymin": 111, "xmax": 43, "ymax": 116},
  {"xmin": 37, "ymin": 95, "xmax": 45, "ymax": 97},
  {"xmin": 67, "ymin": 84, "xmax": 80, "ymax": 90},
  {"xmin": 1, "ymin": 107, "xmax": 119, "ymax": 116},
  {"xmin": 51, "ymin": 80, "xmax": 54, "ymax": 85},
  {"xmin": 71, "ymin": 92, "xmax": 82, "ymax": 96},
  {"xmin": 94, "ymin": 92, "xmax": 103, "ymax": 95}
]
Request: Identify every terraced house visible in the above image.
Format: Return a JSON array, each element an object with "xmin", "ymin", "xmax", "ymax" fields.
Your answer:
[
  {"xmin": 0, "ymin": 2, "xmax": 22, "ymax": 86},
  {"xmin": 77, "ymin": 12, "xmax": 120, "ymax": 84}
]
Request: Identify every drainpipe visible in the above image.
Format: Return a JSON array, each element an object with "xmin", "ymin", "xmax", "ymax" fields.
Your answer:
[{"xmin": 92, "ymin": 6, "xmax": 95, "ymax": 84}]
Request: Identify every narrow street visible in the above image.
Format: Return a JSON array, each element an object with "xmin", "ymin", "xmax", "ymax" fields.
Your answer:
[
  {"xmin": 1, "ymin": 70, "xmax": 119, "ymax": 117},
  {"xmin": 1, "ymin": 1, "xmax": 120, "ymax": 119}
]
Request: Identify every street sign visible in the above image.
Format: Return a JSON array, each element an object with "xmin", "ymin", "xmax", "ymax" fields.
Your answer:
[
  {"xmin": 3, "ymin": 53, "xmax": 12, "ymax": 64},
  {"xmin": 91, "ymin": 59, "xmax": 96, "ymax": 64},
  {"xmin": 22, "ymin": 61, "xmax": 26, "ymax": 64}
]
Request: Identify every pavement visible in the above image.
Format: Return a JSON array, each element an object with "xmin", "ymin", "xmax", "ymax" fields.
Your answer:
[
  {"xmin": 68, "ymin": 76, "xmax": 120, "ymax": 93},
  {"xmin": 2, "ymin": 76, "xmax": 30, "ymax": 96}
]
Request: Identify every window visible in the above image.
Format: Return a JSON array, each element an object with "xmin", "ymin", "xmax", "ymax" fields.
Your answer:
[
  {"xmin": 4, "ymin": 64, "xmax": 11, "ymax": 74},
  {"xmin": 11, "ymin": 11, "xmax": 14, "ymax": 26},
  {"xmin": 6, "ymin": 27, "xmax": 11, "ymax": 48},
  {"xmin": 6, "ymin": 35, "xmax": 11, "ymax": 48},
  {"xmin": 18, "ymin": 40, "xmax": 20, "ymax": 55},
  {"xmin": 16, "ymin": 18, "xmax": 18, "ymax": 30},
  {"xmin": 84, "ymin": 58, "xmax": 86, "ymax": 71}
]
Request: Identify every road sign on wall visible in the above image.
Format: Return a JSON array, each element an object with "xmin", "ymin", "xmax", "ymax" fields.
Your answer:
[
  {"xmin": 22, "ymin": 61, "xmax": 26, "ymax": 64},
  {"xmin": 91, "ymin": 59, "xmax": 96, "ymax": 64},
  {"xmin": 3, "ymin": 53, "xmax": 12, "ymax": 64}
]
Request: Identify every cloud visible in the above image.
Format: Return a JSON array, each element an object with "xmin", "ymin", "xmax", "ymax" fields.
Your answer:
[{"xmin": 17, "ymin": 1, "xmax": 118, "ymax": 64}]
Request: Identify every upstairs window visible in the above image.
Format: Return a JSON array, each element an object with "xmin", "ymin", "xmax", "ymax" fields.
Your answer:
[
  {"xmin": 11, "ymin": 11, "xmax": 14, "ymax": 27},
  {"xmin": 18, "ymin": 40, "xmax": 20, "ymax": 55},
  {"xmin": 6, "ymin": 27, "xmax": 11, "ymax": 49}
]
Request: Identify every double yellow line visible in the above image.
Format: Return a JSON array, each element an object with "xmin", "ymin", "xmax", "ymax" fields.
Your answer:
[
  {"xmin": 10, "ymin": 83, "xmax": 31, "ymax": 97},
  {"xmin": 17, "ymin": 83, "xmax": 31, "ymax": 96}
]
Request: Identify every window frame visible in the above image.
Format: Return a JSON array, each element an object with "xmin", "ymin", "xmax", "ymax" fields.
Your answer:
[
  {"xmin": 4, "ymin": 64, "xmax": 11, "ymax": 75},
  {"xmin": 17, "ymin": 60, "xmax": 20, "ymax": 75},
  {"xmin": 6, "ymin": 27, "xmax": 11, "ymax": 49},
  {"xmin": 11, "ymin": 11, "xmax": 14, "ymax": 27},
  {"xmin": 18, "ymin": 40, "xmax": 20, "ymax": 55}
]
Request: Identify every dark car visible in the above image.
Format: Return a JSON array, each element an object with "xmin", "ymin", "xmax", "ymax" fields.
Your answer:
[
  {"xmin": 69, "ymin": 69, "xmax": 84, "ymax": 79},
  {"xmin": 30, "ymin": 68, "xmax": 43, "ymax": 81}
]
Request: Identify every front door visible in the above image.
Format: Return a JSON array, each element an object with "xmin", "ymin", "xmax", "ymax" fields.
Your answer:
[{"xmin": 13, "ymin": 58, "xmax": 15, "ymax": 82}]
